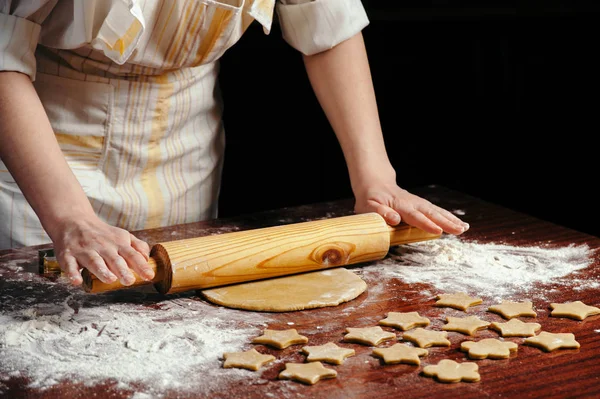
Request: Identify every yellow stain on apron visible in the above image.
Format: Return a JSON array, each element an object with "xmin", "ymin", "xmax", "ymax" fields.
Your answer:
[{"xmin": 141, "ymin": 75, "xmax": 171, "ymax": 229}]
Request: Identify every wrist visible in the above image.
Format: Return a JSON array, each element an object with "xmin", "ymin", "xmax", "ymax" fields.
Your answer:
[
  {"xmin": 42, "ymin": 206, "xmax": 97, "ymax": 242},
  {"xmin": 349, "ymin": 160, "xmax": 397, "ymax": 196}
]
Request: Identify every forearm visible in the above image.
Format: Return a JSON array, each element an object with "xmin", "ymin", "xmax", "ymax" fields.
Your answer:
[
  {"xmin": 0, "ymin": 71, "xmax": 95, "ymax": 239},
  {"xmin": 303, "ymin": 32, "xmax": 394, "ymax": 193}
]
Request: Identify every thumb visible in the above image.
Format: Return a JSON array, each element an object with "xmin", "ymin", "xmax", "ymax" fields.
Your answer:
[{"xmin": 356, "ymin": 200, "xmax": 401, "ymax": 226}]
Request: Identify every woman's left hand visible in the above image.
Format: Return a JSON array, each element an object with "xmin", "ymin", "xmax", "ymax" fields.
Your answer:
[{"xmin": 353, "ymin": 180, "xmax": 469, "ymax": 235}]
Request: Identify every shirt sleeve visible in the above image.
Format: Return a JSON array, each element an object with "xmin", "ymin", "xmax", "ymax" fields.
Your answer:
[
  {"xmin": 0, "ymin": 0, "xmax": 58, "ymax": 81},
  {"xmin": 276, "ymin": 0, "xmax": 369, "ymax": 55}
]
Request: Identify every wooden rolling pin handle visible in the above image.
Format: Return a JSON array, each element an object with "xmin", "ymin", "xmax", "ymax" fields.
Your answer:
[
  {"xmin": 388, "ymin": 223, "xmax": 441, "ymax": 246},
  {"xmin": 82, "ymin": 258, "xmax": 162, "ymax": 293}
]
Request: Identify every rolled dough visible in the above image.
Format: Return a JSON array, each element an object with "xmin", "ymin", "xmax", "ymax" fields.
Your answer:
[{"xmin": 200, "ymin": 268, "xmax": 367, "ymax": 312}]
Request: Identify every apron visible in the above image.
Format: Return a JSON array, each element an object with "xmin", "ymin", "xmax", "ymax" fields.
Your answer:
[{"xmin": 0, "ymin": 0, "xmax": 275, "ymax": 249}]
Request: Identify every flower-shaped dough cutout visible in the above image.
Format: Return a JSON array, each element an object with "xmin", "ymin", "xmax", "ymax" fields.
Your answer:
[
  {"xmin": 488, "ymin": 301, "xmax": 537, "ymax": 319},
  {"xmin": 343, "ymin": 326, "xmax": 396, "ymax": 346},
  {"xmin": 378, "ymin": 311, "xmax": 430, "ymax": 331},
  {"xmin": 402, "ymin": 328, "xmax": 451, "ymax": 348},
  {"xmin": 252, "ymin": 329, "xmax": 308, "ymax": 349},
  {"xmin": 422, "ymin": 359, "xmax": 480, "ymax": 383},
  {"xmin": 524, "ymin": 332, "xmax": 580, "ymax": 352},
  {"xmin": 442, "ymin": 316, "xmax": 490, "ymax": 336},
  {"xmin": 435, "ymin": 293, "xmax": 483, "ymax": 311},
  {"xmin": 302, "ymin": 342, "xmax": 355, "ymax": 365},
  {"xmin": 223, "ymin": 348, "xmax": 276, "ymax": 371},
  {"xmin": 278, "ymin": 362, "xmax": 337, "ymax": 385},
  {"xmin": 550, "ymin": 301, "xmax": 600, "ymax": 321},
  {"xmin": 372, "ymin": 343, "xmax": 428, "ymax": 365},
  {"xmin": 490, "ymin": 319, "xmax": 541, "ymax": 337},
  {"xmin": 461, "ymin": 338, "xmax": 518, "ymax": 359}
]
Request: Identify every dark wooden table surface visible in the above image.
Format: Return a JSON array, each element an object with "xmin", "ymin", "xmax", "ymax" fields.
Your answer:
[{"xmin": 1, "ymin": 185, "xmax": 599, "ymax": 398}]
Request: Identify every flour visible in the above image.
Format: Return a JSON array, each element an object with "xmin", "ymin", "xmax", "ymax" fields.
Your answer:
[
  {"xmin": 361, "ymin": 236, "xmax": 596, "ymax": 302},
  {"xmin": 0, "ymin": 283, "xmax": 270, "ymax": 397},
  {"xmin": 0, "ymin": 235, "xmax": 596, "ymax": 397}
]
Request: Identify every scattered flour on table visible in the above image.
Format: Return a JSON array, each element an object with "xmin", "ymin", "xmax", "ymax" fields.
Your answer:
[
  {"xmin": 361, "ymin": 236, "xmax": 596, "ymax": 301},
  {"xmin": 0, "ymin": 235, "xmax": 597, "ymax": 396},
  {"xmin": 0, "ymin": 290, "xmax": 270, "ymax": 397}
]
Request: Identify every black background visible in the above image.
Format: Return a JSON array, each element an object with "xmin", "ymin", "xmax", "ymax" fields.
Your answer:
[{"xmin": 218, "ymin": 1, "xmax": 599, "ymax": 237}]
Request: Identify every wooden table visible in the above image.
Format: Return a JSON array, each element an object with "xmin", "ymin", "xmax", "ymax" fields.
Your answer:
[{"xmin": 1, "ymin": 185, "xmax": 599, "ymax": 398}]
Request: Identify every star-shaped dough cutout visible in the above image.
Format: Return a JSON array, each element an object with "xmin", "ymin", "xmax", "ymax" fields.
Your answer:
[
  {"xmin": 372, "ymin": 343, "xmax": 428, "ymax": 365},
  {"xmin": 422, "ymin": 359, "xmax": 480, "ymax": 383},
  {"xmin": 442, "ymin": 316, "xmax": 490, "ymax": 336},
  {"xmin": 435, "ymin": 292, "xmax": 483, "ymax": 311},
  {"xmin": 378, "ymin": 311, "xmax": 430, "ymax": 331},
  {"xmin": 550, "ymin": 301, "xmax": 600, "ymax": 321},
  {"xmin": 278, "ymin": 362, "xmax": 337, "ymax": 385},
  {"xmin": 223, "ymin": 348, "xmax": 276, "ymax": 371},
  {"xmin": 302, "ymin": 342, "xmax": 355, "ymax": 365},
  {"xmin": 402, "ymin": 328, "xmax": 451, "ymax": 348},
  {"xmin": 488, "ymin": 300, "xmax": 537, "ymax": 319},
  {"xmin": 523, "ymin": 331, "xmax": 580, "ymax": 352},
  {"xmin": 490, "ymin": 319, "xmax": 541, "ymax": 337},
  {"xmin": 252, "ymin": 329, "xmax": 308, "ymax": 349},
  {"xmin": 461, "ymin": 338, "xmax": 518, "ymax": 359},
  {"xmin": 343, "ymin": 326, "xmax": 396, "ymax": 346}
]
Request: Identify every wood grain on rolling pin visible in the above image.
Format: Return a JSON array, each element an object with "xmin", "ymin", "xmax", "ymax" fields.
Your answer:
[{"xmin": 82, "ymin": 213, "xmax": 440, "ymax": 294}]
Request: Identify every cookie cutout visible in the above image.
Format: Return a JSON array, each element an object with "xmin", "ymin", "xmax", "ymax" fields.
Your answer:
[
  {"xmin": 523, "ymin": 332, "xmax": 580, "ymax": 352},
  {"xmin": 423, "ymin": 359, "xmax": 480, "ymax": 383},
  {"xmin": 550, "ymin": 301, "xmax": 600, "ymax": 321},
  {"xmin": 442, "ymin": 316, "xmax": 490, "ymax": 336},
  {"xmin": 278, "ymin": 362, "xmax": 337, "ymax": 385},
  {"xmin": 252, "ymin": 329, "xmax": 308, "ymax": 349},
  {"xmin": 435, "ymin": 293, "xmax": 483, "ymax": 311},
  {"xmin": 378, "ymin": 311, "xmax": 430, "ymax": 331},
  {"xmin": 372, "ymin": 343, "xmax": 428, "ymax": 365},
  {"xmin": 343, "ymin": 327, "xmax": 396, "ymax": 346},
  {"xmin": 488, "ymin": 301, "xmax": 537, "ymax": 319},
  {"xmin": 223, "ymin": 348, "xmax": 276, "ymax": 371},
  {"xmin": 302, "ymin": 342, "xmax": 355, "ymax": 365},
  {"xmin": 402, "ymin": 328, "xmax": 451, "ymax": 348},
  {"xmin": 461, "ymin": 338, "xmax": 518, "ymax": 359},
  {"xmin": 490, "ymin": 319, "xmax": 541, "ymax": 337}
]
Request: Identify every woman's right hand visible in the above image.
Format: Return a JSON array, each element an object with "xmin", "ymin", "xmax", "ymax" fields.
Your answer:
[
  {"xmin": 1, "ymin": 72, "xmax": 153, "ymax": 286},
  {"xmin": 48, "ymin": 215, "xmax": 154, "ymax": 286}
]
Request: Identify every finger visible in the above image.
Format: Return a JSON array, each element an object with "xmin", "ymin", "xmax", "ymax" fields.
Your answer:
[
  {"xmin": 378, "ymin": 205, "xmax": 401, "ymax": 226},
  {"xmin": 60, "ymin": 254, "xmax": 83, "ymax": 286},
  {"xmin": 77, "ymin": 251, "xmax": 118, "ymax": 284},
  {"xmin": 400, "ymin": 209, "xmax": 444, "ymax": 235},
  {"xmin": 361, "ymin": 200, "xmax": 401, "ymax": 225},
  {"xmin": 130, "ymin": 234, "xmax": 150, "ymax": 261},
  {"xmin": 422, "ymin": 208, "xmax": 465, "ymax": 235},
  {"xmin": 100, "ymin": 251, "xmax": 136, "ymax": 286},
  {"xmin": 420, "ymin": 205, "xmax": 469, "ymax": 235},
  {"xmin": 119, "ymin": 245, "xmax": 154, "ymax": 281},
  {"xmin": 435, "ymin": 207, "xmax": 470, "ymax": 230}
]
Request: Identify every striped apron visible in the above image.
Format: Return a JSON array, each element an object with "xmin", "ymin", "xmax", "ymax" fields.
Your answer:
[{"xmin": 0, "ymin": 0, "xmax": 275, "ymax": 249}]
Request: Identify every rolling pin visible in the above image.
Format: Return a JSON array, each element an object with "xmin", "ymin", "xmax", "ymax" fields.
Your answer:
[{"xmin": 76, "ymin": 213, "xmax": 440, "ymax": 294}]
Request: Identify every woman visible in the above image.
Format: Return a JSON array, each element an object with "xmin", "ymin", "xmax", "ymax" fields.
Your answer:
[{"xmin": 0, "ymin": 0, "xmax": 468, "ymax": 287}]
